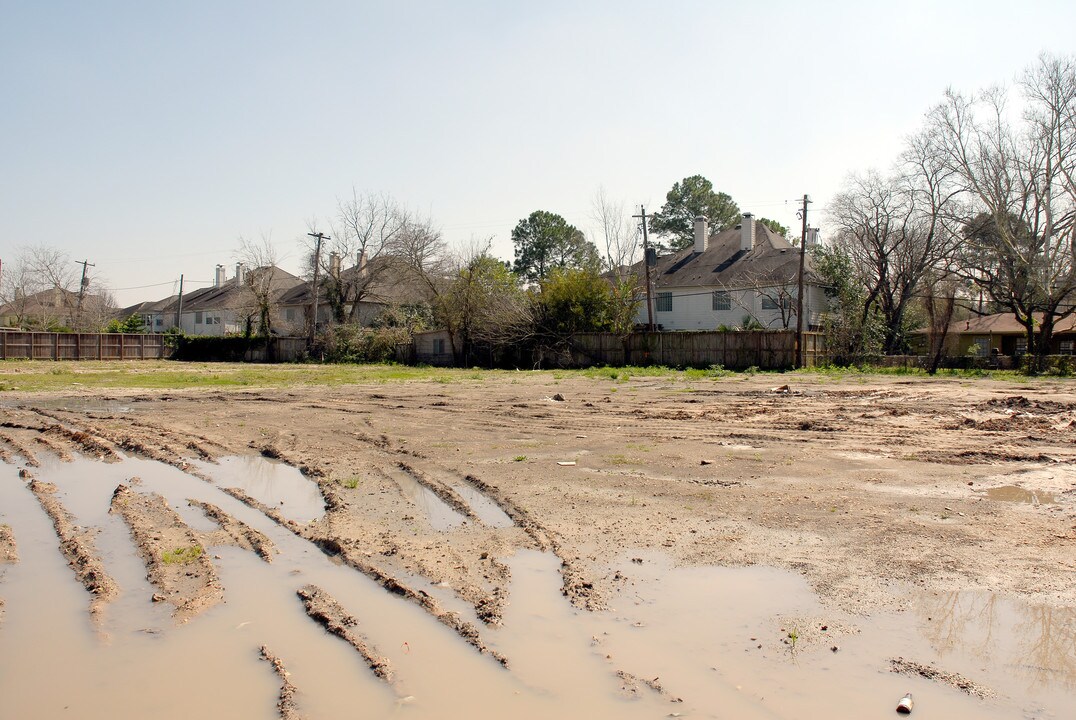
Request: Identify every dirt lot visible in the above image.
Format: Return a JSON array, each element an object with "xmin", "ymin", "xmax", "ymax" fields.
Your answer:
[{"xmin": 1, "ymin": 365, "xmax": 1074, "ymax": 718}]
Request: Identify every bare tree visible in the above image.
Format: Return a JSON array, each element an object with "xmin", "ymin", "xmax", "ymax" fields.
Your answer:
[
  {"xmin": 925, "ymin": 53, "xmax": 1076, "ymax": 368},
  {"xmin": 828, "ymin": 161, "xmax": 958, "ymax": 354},
  {"xmin": 0, "ymin": 245, "xmax": 96, "ymax": 330},
  {"xmin": 406, "ymin": 236, "xmax": 531, "ymax": 364},
  {"xmin": 234, "ymin": 233, "xmax": 285, "ymax": 337},
  {"xmin": 720, "ymin": 278, "xmax": 798, "ymax": 329},
  {"xmin": 591, "ymin": 187, "xmax": 640, "ymax": 279},
  {"xmin": 305, "ymin": 190, "xmax": 411, "ymax": 324}
]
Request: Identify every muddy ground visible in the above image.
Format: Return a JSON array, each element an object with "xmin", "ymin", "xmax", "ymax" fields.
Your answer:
[{"xmin": 1, "ymin": 370, "xmax": 1075, "ymax": 718}]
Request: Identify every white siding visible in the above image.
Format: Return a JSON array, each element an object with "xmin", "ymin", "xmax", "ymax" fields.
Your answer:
[{"xmin": 637, "ymin": 284, "xmax": 828, "ymax": 331}]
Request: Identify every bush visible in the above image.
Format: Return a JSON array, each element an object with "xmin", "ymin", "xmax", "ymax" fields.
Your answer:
[
  {"xmin": 171, "ymin": 335, "xmax": 268, "ymax": 362},
  {"xmin": 313, "ymin": 324, "xmax": 411, "ymax": 363}
]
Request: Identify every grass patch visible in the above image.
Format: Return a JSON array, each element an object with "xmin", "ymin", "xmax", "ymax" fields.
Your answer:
[
  {"xmin": 161, "ymin": 545, "xmax": 203, "ymax": 565},
  {"xmin": 513, "ymin": 455, "xmax": 527, "ymax": 462},
  {"xmin": 0, "ymin": 359, "xmax": 1049, "ymax": 394},
  {"xmin": 339, "ymin": 477, "xmax": 360, "ymax": 489}
]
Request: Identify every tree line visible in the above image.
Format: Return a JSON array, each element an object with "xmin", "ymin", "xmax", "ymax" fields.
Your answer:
[{"xmin": 818, "ymin": 52, "xmax": 1076, "ymax": 371}]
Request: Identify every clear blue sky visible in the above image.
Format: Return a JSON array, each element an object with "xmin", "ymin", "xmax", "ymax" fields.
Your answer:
[{"xmin": 3, "ymin": 0, "xmax": 1074, "ymax": 305}]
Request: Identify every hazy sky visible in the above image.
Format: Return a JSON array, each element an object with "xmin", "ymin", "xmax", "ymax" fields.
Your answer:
[{"xmin": 3, "ymin": 1, "xmax": 1075, "ymax": 306}]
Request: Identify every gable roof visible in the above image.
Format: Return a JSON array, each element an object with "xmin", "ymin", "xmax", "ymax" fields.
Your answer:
[
  {"xmin": 916, "ymin": 312, "xmax": 1076, "ymax": 335},
  {"xmin": 278, "ymin": 257, "xmax": 432, "ymax": 307},
  {"xmin": 140, "ymin": 266, "xmax": 302, "ymax": 315},
  {"xmin": 637, "ymin": 224, "xmax": 819, "ymax": 289}
]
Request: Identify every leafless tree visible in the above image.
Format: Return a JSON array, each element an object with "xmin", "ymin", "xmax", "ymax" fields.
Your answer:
[
  {"xmin": 827, "ymin": 159, "xmax": 959, "ymax": 354},
  {"xmin": 925, "ymin": 53, "xmax": 1076, "ymax": 367},
  {"xmin": 591, "ymin": 187, "xmax": 640, "ymax": 279},
  {"xmin": 234, "ymin": 233, "xmax": 285, "ymax": 337},
  {"xmin": 721, "ymin": 277, "xmax": 798, "ymax": 329},
  {"xmin": 305, "ymin": 190, "xmax": 411, "ymax": 324},
  {"xmin": 406, "ymin": 236, "xmax": 531, "ymax": 364},
  {"xmin": 0, "ymin": 245, "xmax": 104, "ymax": 330}
]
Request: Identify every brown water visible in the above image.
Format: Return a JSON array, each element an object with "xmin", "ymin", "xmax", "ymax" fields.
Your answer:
[
  {"xmin": 1, "ymin": 454, "xmax": 1074, "ymax": 719},
  {"xmin": 195, "ymin": 455, "xmax": 327, "ymax": 524},
  {"xmin": 983, "ymin": 485, "xmax": 1058, "ymax": 504}
]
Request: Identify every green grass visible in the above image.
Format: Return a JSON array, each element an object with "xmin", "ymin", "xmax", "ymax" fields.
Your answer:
[
  {"xmin": 0, "ymin": 359, "xmax": 1047, "ymax": 393},
  {"xmin": 513, "ymin": 455, "xmax": 527, "ymax": 462},
  {"xmin": 340, "ymin": 477, "xmax": 360, "ymax": 489},
  {"xmin": 161, "ymin": 545, "xmax": 203, "ymax": 565},
  {"xmin": 0, "ymin": 360, "xmax": 516, "ymax": 392}
]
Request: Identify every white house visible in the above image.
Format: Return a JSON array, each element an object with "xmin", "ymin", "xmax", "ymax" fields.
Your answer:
[{"xmin": 634, "ymin": 214, "xmax": 827, "ymax": 331}]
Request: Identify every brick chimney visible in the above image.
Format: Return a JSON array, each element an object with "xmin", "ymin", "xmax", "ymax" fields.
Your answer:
[
  {"xmin": 329, "ymin": 252, "xmax": 341, "ymax": 278},
  {"xmin": 740, "ymin": 213, "xmax": 755, "ymax": 252},
  {"xmin": 357, "ymin": 250, "xmax": 368, "ymax": 279},
  {"xmin": 693, "ymin": 216, "xmax": 709, "ymax": 254}
]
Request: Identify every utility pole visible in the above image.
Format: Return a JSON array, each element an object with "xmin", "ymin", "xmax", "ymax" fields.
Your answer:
[
  {"xmin": 795, "ymin": 194, "xmax": 811, "ymax": 369},
  {"xmin": 306, "ymin": 232, "xmax": 329, "ymax": 345},
  {"xmin": 632, "ymin": 206, "xmax": 655, "ymax": 331},
  {"xmin": 75, "ymin": 258, "xmax": 95, "ymax": 307},
  {"xmin": 175, "ymin": 274, "xmax": 184, "ymax": 331}
]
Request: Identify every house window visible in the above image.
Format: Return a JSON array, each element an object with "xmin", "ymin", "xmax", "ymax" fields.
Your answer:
[
  {"xmin": 285, "ymin": 308, "xmax": 296, "ymax": 321},
  {"xmin": 155, "ymin": 318, "xmax": 162, "ymax": 327},
  {"xmin": 712, "ymin": 291, "xmax": 730, "ymax": 311},
  {"xmin": 761, "ymin": 296, "xmax": 788, "ymax": 311},
  {"xmin": 971, "ymin": 337, "xmax": 990, "ymax": 356},
  {"xmin": 1061, "ymin": 340, "xmax": 1074, "ymax": 356},
  {"xmin": 656, "ymin": 292, "xmax": 672, "ymax": 312},
  {"xmin": 195, "ymin": 311, "xmax": 203, "ymax": 324},
  {"xmin": 434, "ymin": 338, "xmax": 446, "ymax": 354},
  {"xmin": 1015, "ymin": 337, "xmax": 1027, "ymax": 355}
]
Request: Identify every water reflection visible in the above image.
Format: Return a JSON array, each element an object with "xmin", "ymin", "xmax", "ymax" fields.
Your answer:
[{"xmin": 918, "ymin": 590, "xmax": 1076, "ymax": 690}]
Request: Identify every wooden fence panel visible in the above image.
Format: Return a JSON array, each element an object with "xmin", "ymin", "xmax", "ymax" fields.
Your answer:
[
  {"xmin": 0, "ymin": 332, "xmax": 168, "ymax": 361},
  {"xmin": 552, "ymin": 330, "xmax": 826, "ymax": 370}
]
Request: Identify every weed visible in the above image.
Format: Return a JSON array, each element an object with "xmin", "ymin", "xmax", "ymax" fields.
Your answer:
[
  {"xmin": 513, "ymin": 455, "xmax": 527, "ymax": 462},
  {"xmin": 340, "ymin": 477, "xmax": 360, "ymax": 489},
  {"xmin": 787, "ymin": 628, "xmax": 799, "ymax": 650},
  {"xmin": 162, "ymin": 545, "xmax": 203, "ymax": 565}
]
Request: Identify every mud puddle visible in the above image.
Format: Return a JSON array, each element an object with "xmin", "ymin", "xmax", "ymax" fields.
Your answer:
[
  {"xmin": 452, "ymin": 483, "xmax": 514, "ymax": 528},
  {"xmin": 197, "ymin": 455, "xmax": 326, "ymax": 524},
  {"xmin": 3, "ymin": 453, "xmax": 1074, "ymax": 718},
  {"xmin": 982, "ymin": 485, "xmax": 1058, "ymax": 504},
  {"xmin": 383, "ymin": 465, "xmax": 466, "ymax": 530},
  {"xmin": 588, "ymin": 553, "xmax": 1073, "ymax": 719}
]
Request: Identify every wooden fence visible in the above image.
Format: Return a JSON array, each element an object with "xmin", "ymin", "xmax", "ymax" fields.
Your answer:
[
  {"xmin": 549, "ymin": 330, "xmax": 826, "ymax": 370},
  {"xmin": 0, "ymin": 332, "xmax": 169, "ymax": 361}
]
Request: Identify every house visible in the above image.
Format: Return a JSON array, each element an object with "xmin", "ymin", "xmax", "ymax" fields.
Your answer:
[
  {"xmin": 912, "ymin": 313, "xmax": 1076, "ymax": 356},
  {"xmin": 276, "ymin": 254, "xmax": 432, "ymax": 334},
  {"xmin": 142, "ymin": 264, "xmax": 303, "ymax": 336},
  {"xmin": 631, "ymin": 214, "xmax": 826, "ymax": 331}
]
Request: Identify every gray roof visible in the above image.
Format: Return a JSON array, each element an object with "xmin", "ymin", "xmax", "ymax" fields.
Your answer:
[
  {"xmin": 640, "ymin": 224, "xmax": 820, "ymax": 290},
  {"xmin": 140, "ymin": 267, "xmax": 302, "ymax": 314}
]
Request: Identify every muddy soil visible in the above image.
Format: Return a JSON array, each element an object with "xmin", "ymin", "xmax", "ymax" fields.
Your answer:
[
  {"xmin": 26, "ymin": 472, "xmax": 118, "ymax": 618},
  {"xmin": 2, "ymin": 371, "xmax": 1075, "ymax": 717},
  {"xmin": 110, "ymin": 483, "xmax": 224, "ymax": 622}
]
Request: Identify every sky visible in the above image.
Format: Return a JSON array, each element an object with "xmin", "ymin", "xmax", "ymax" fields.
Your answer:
[{"xmin": 2, "ymin": 0, "xmax": 1075, "ymax": 307}]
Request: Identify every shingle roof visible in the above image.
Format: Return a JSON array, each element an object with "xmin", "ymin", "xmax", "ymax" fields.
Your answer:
[
  {"xmin": 914, "ymin": 312, "xmax": 1076, "ymax": 335},
  {"xmin": 637, "ymin": 224, "xmax": 819, "ymax": 289}
]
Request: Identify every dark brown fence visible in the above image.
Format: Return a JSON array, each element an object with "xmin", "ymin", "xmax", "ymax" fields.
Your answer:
[
  {"xmin": 0, "ymin": 332, "xmax": 169, "ymax": 361},
  {"xmin": 558, "ymin": 330, "xmax": 826, "ymax": 370}
]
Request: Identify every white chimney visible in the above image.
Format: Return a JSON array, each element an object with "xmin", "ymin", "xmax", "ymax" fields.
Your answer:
[
  {"xmin": 235, "ymin": 262, "xmax": 246, "ymax": 285},
  {"xmin": 329, "ymin": 252, "xmax": 342, "ymax": 278},
  {"xmin": 214, "ymin": 264, "xmax": 226, "ymax": 287},
  {"xmin": 740, "ymin": 213, "xmax": 755, "ymax": 252},
  {"xmin": 357, "ymin": 250, "xmax": 368, "ymax": 279},
  {"xmin": 693, "ymin": 216, "xmax": 709, "ymax": 254}
]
